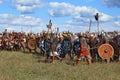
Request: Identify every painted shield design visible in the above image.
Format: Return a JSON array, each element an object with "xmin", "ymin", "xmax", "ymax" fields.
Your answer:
[
  {"xmin": 98, "ymin": 44, "xmax": 114, "ymax": 59},
  {"xmin": 27, "ymin": 39, "xmax": 37, "ymax": 50}
]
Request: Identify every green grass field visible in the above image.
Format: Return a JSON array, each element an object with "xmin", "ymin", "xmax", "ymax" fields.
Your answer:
[{"xmin": 0, "ymin": 50, "xmax": 120, "ymax": 80}]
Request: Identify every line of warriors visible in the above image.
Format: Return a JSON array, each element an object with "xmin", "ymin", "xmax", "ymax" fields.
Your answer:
[{"xmin": 0, "ymin": 30, "xmax": 120, "ymax": 65}]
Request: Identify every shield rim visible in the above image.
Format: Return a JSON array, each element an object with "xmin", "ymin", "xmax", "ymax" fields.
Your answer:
[{"xmin": 98, "ymin": 43, "xmax": 114, "ymax": 59}]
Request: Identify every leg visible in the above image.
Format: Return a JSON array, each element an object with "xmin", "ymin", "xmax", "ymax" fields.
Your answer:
[
  {"xmin": 86, "ymin": 55, "xmax": 92, "ymax": 65},
  {"xmin": 45, "ymin": 52, "xmax": 50, "ymax": 63},
  {"xmin": 76, "ymin": 56, "xmax": 81, "ymax": 65},
  {"xmin": 68, "ymin": 51, "xmax": 73, "ymax": 60}
]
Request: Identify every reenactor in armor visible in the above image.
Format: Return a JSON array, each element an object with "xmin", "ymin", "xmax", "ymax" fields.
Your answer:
[
  {"xmin": 76, "ymin": 35, "xmax": 92, "ymax": 65},
  {"xmin": 73, "ymin": 34, "xmax": 80, "ymax": 55},
  {"xmin": 88, "ymin": 33, "xmax": 98, "ymax": 62},
  {"xmin": 0, "ymin": 34, "xmax": 2, "ymax": 49},
  {"xmin": 27, "ymin": 33, "xmax": 37, "ymax": 53},
  {"xmin": 61, "ymin": 33, "xmax": 72, "ymax": 60},
  {"xmin": 39, "ymin": 36, "xmax": 46, "ymax": 56},
  {"xmin": 113, "ymin": 32, "xmax": 120, "ymax": 61},
  {"xmin": 98, "ymin": 30, "xmax": 110, "ymax": 44},
  {"xmin": 118, "ymin": 32, "xmax": 120, "ymax": 61},
  {"xmin": 56, "ymin": 37, "xmax": 63, "ymax": 56},
  {"xmin": 44, "ymin": 33, "xmax": 62, "ymax": 64},
  {"xmin": 44, "ymin": 34, "xmax": 51, "ymax": 62},
  {"xmin": 20, "ymin": 35, "xmax": 26, "ymax": 52}
]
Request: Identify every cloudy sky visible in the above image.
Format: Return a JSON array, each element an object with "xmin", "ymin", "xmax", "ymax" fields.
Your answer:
[{"xmin": 0, "ymin": 0, "xmax": 120, "ymax": 33}]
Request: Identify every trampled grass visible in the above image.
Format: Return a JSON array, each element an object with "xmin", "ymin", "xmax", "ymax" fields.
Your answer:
[{"xmin": 0, "ymin": 50, "xmax": 120, "ymax": 80}]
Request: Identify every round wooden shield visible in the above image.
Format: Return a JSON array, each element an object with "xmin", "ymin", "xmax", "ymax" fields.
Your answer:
[
  {"xmin": 98, "ymin": 44, "xmax": 114, "ymax": 59},
  {"xmin": 27, "ymin": 39, "xmax": 37, "ymax": 50}
]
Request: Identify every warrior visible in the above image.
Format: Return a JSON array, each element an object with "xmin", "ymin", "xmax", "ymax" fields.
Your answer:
[
  {"xmin": 44, "ymin": 34, "xmax": 51, "ymax": 62},
  {"xmin": 88, "ymin": 33, "xmax": 98, "ymax": 62},
  {"xmin": 27, "ymin": 33, "xmax": 37, "ymax": 53},
  {"xmin": 113, "ymin": 32, "xmax": 120, "ymax": 61},
  {"xmin": 50, "ymin": 40, "xmax": 62, "ymax": 64},
  {"xmin": 61, "ymin": 33, "xmax": 72, "ymax": 60},
  {"xmin": 39, "ymin": 32, "xmax": 46, "ymax": 56},
  {"xmin": 39, "ymin": 36, "xmax": 46, "ymax": 56},
  {"xmin": 19, "ymin": 33, "xmax": 27, "ymax": 52},
  {"xmin": 73, "ymin": 34, "xmax": 81, "ymax": 55},
  {"xmin": 44, "ymin": 33, "xmax": 62, "ymax": 64},
  {"xmin": 0, "ymin": 35, "xmax": 2, "ymax": 49},
  {"xmin": 56, "ymin": 37, "xmax": 63, "ymax": 56},
  {"xmin": 76, "ymin": 35, "xmax": 92, "ymax": 65}
]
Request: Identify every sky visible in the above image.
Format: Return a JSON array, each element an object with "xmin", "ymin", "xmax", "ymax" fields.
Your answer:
[{"xmin": 0, "ymin": 0, "xmax": 120, "ymax": 33}]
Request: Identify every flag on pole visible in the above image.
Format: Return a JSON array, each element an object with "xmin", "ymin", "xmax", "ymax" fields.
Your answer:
[
  {"xmin": 47, "ymin": 20, "xmax": 52, "ymax": 29},
  {"xmin": 49, "ymin": 19, "xmax": 52, "ymax": 26},
  {"xmin": 95, "ymin": 13, "xmax": 99, "ymax": 21}
]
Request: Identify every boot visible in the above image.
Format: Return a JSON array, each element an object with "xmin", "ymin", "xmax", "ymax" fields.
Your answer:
[
  {"xmin": 76, "ymin": 60, "xmax": 80, "ymax": 65},
  {"xmin": 51, "ymin": 61, "xmax": 55, "ymax": 64},
  {"xmin": 87, "ymin": 59, "xmax": 92, "ymax": 64}
]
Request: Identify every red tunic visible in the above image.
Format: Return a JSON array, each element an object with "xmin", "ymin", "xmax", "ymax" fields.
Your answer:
[{"xmin": 78, "ymin": 45, "xmax": 89, "ymax": 56}]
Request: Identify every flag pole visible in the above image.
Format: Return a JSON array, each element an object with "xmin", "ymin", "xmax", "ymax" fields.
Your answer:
[
  {"xmin": 95, "ymin": 13, "xmax": 99, "ymax": 34},
  {"xmin": 97, "ymin": 20, "xmax": 99, "ymax": 34},
  {"xmin": 89, "ymin": 19, "xmax": 92, "ymax": 33}
]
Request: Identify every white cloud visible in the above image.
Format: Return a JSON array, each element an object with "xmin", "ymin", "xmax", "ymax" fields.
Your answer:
[
  {"xmin": 0, "ymin": 14, "xmax": 42, "ymax": 32},
  {"xmin": 100, "ymin": 13, "xmax": 113, "ymax": 22},
  {"xmin": 102, "ymin": 0, "xmax": 120, "ymax": 7},
  {"xmin": 0, "ymin": 1, "xmax": 2, "ymax": 4},
  {"xmin": 0, "ymin": 0, "xmax": 7, "ymax": 4},
  {"xmin": 12, "ymin": 0, "xmax": 45, "ymax": 13},
  {"xmin": 0, "ymin": 14, "xmax": 42, "ymax": 26},
  {"xmin": 114, "ymin": 21, "xmax": 120, "ymax": 26},
  {"xmin": 49, "ymin": 2, "xmax": 74, "ymax": 17},
  {"xmin": 48, "ymin": 2, "xmax": 115, "ymax": 32},
  {"xmin": 48, "ymin": 2, "xmax": 113, "ymax": 22}
]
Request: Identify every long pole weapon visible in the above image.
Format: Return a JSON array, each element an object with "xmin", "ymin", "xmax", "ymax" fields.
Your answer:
[
  {"xmin": 95, "ymin": 13, "xmax": 99, "ymax": 34},
  {"xmin": 89, "ymin": 19, "xmax": 92, "ymax": 32},
  {"xmin": 97, "ymin": 19, "xmax": 99, "ymax": 34}
]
